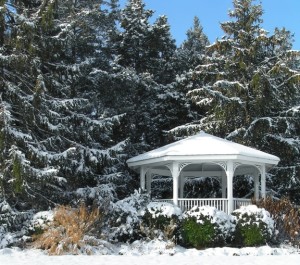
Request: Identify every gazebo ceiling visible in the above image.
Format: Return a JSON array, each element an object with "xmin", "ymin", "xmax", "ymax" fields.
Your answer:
[{"xmin": 127, "ymin": 131, "xmax": 280, "ymax": 169}]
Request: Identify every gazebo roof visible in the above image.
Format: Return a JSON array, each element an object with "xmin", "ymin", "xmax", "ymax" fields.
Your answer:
[{"xmin": 127, "ymin": 131, "xmax": 280, "ymax": 168}]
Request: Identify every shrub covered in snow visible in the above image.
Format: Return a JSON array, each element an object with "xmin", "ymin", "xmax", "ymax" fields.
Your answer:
[
  {"xmin": 27, "ymin": 211, "xmax": 54, "ymax": 236},
  {"xmin": 107, "ymin": 191, "xmax": 150, "ymax": 243},
  {"xmin": 232, "ymin": 205, "xmax": 275, "ymax": 247},
  {"xmin": 0, "ymin": 227, "xmax": 16, "ymax": 249},
  {"xmin": 0, "ymin": 200, "xmax": 33, "ymax": 248},
  {"xmin": 76, "ymin": 184, "xmax": 117, "ymax": 207},
  {"xmin": 141, "ymin": 202, "xmax": 182, "ymax": 240},
  {"xmin": 0, "ymin": 200, "xmax": 32, "ymax": 232},
  {"xmin": 181, "ymin": 206, "xmax": 235, "ymax": 249}
]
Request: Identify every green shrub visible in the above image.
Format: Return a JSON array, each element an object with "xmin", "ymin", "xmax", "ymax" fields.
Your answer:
[
  {"xmin": 181, "ymin": 217, "xmax": 216, "ymax": 248},
  {"xmin": 237, "ymin": 224, "xmax": 265, "ymax": 247},
  {"xmin": 180, "ymin": 206, "xmax": 235, "ymax": 249},
  {"xmin": 232, "ymin": 205, "xmax": 275, "ymax": 247}
]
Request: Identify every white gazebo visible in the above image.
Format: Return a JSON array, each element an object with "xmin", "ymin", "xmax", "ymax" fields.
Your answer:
[{"xmin": 127, "ymin": 131, "xmax": 280, "ymax": 213}]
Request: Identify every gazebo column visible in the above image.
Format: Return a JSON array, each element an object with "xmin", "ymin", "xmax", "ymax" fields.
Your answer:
[
  {"xmin": 221, "ymin": 172, "xmax": 227, "ymax": 198},
  {"xmin": 172, "ymin": 162, "xmax": 179, "ymax": 206},
  {"xmin": 179, "ymin": 174, "xmax": 185, "ymax": 198},
  {"xmin": 254, "ymin": 173, "xmax": 260, "ymax": 201},
  {"xmin": 146, "ymin": 171, "xmax": 152, "ymax": 196},
  {"xmin": 226, "ymin": 161, "xmax": 234, "ymax": 214},
  {"xmin": 261, "ymin": 165, "xmax": 266, "ymax": 199},
  {"xmin": 140, "ymin": 166, "xmax": 146, "ymax": 191}
]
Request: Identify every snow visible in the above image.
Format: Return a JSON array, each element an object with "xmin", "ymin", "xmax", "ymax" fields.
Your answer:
[
  {"xmin": 233, "ymin": 205, "xmax": 274, "ymax": 229},
  {"xmin": 232, "ymin": 205, "xmax": 275, "ymax": 237},
  {"xmin": 0, "ymin": 233, "xmax": 15, "ymax": 249},
  {"xmin": 127, "ymin": 131, "xmax": 280, "ymax": 166},
  {"xmin": 29, "ymin": 211, "xmax": 54, "ymax": 230},
  {"xmin": 143, "ymin": 202, "xmax": 182, "ymax": 218},
  {"xmin": 185, "ymin": 206, "xmax": 235, "ymax": 234},
  {"xmin": 214, "ymin": 80, "xmax": 246, "ymax": 90},
  {"xmin": 0, "ymin": 243, "xmax": 299, "ymax": 265}
]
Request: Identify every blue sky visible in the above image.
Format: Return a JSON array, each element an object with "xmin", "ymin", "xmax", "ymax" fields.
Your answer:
[{"xmin": 119, "ymin": 0, "xmax": 300, "ymax": 50}]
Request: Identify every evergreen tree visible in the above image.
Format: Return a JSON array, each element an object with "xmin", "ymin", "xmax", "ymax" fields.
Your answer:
[
  {"xmin": 106, "ymin": 0, "xmax": 187, "ymax": 148},
  {"xmin": 111, "ymin": 0, "xmax": 154, "ymax": 73},
  {"xmin": 149, "ymin": 15, "xmax": 177, "ymax": 84},
  {"xmin": 173, "ymin": 0, "xmax": 300, "ymax": 202},
  {"xmin": 177, "ymin": 16, "xmax": 210, "ymax": 71},
  {"xmin": 169, "ymin": 16, "xmax": 211, "ymax": 137},
  {"xmin": 0, "ymin": 0, "xmax": 6, "ymax": 47},
  {"xmin": 111, "ymin": 0, "xmax": 177, "ymax": 83},
  {"xmin": 185, "ymin": 0, "xmax": 300, "ymax": 134},
  {"xmin": 0, "ymin": 0, "xmax": 131, "ymax": 211}
]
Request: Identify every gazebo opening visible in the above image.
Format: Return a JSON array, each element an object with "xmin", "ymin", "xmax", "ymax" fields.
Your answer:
[
  {"xmin": 183, "ymin": 176, "xmax": 222, "ymax": 199},
  {"xmin": 178, "ymin": 163, "xmax": 225, "ymax": 199},
  {"xmin": 127, "ymin": 132, "xmax": 280, "ymax": 214}
]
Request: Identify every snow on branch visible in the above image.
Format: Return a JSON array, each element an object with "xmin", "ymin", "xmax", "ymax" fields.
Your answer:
[
  {"xmin": 188, "ymin": 85, "xmax": 244, "ymax": 106},
  {"xmin": 213, "ymin": 80, "xmax": 246, "ymax": 92},
  {"xmin": 0, "ymin": 102, "xmax": 14, "ymax": 130},
  {"xmin": 245, "ymin": 117, "xmax": 275, "ymax": 136},
  {"xmin": 32, "ymin": 167, "xmax": 59, "ymax": 179}
]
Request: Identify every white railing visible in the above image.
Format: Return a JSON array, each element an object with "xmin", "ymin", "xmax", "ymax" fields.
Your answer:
[
  {"xmin": 154, "ymin": 198, "xmax": 252, "ymax": 214},
  {"xmin": 233, "ymin": 198, "xmax": 252, "ymax": 209},
  {"xmin": 178, "ymin": 198, "xmax": 228, "ymax": 213},
  {"xmin": 156, "ymin": 199, "xmax": 173, "ymax": 204}
]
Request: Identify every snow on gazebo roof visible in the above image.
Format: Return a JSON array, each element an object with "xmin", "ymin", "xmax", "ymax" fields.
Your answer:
[{"xmin": 127, "ymin": 131, "xmax": 280, "ymax": 168}]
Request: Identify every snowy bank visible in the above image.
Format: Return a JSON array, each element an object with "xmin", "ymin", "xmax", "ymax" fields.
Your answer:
[{"xmin": 0, "ymin": 242, "xmax": 299, "ymax": 265}]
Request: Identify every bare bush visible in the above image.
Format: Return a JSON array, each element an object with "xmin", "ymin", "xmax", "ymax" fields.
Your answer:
[
  {"xmin": 254, "ymin": 197, "xmax": 300, "ymax": 246},
  {"xmin": 34, "ymin": 204, "xmax": 102, "ymax": 255}
]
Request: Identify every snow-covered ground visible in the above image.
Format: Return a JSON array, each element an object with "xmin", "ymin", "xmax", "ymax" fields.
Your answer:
[{"xmin": 0, "ymin": 241, "xmax": 299, "ymax": 265}]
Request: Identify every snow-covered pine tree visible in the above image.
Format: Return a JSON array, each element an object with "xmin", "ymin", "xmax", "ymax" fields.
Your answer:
[
  {"xmin": 113, "ymin": 0, "xmax": 179, "ymax": 83},
  {"xmin": 110, "ymin": 0, "xmax": 154, "ymax": 73},
  {"xmin": 172, "ymin": 0, "xmax": 300, "ymax": 202},
  {"xmin": 0, "ymin": 0, "xmax": 131, "ymax": 212},
  {"xmin": 149, "ymin": 15, "xmax": 177, "ymax": 84},
  {"xmin": 0, "ymin": 0, "xmax": 6, "ymax": 47},
  {"xmin": 168, "ymin": 16, "xmax": 211, "ymax": 139},
  {"xmin": 106, "ymin": 0, "xmax": 189, "ymax": 149},
  {"xmin": 177, "ymin": 16, "xmax": 210, "ymax": 72}
]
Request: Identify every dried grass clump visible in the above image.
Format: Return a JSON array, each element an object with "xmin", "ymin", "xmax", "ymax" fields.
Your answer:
[
  {"xmin": 254, "ymin": 197, "xmax": 300, "ymax": 246},
  {"xmin": 34, "ymin": 204, "xmax": 102, "ymax": 255}
]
